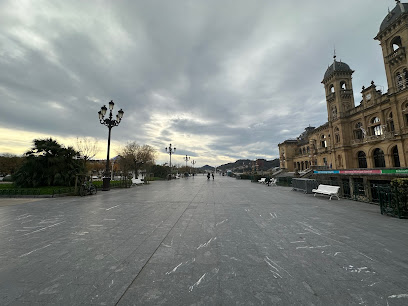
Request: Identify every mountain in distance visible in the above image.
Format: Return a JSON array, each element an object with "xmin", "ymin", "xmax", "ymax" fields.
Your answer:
[
  {"xmin": 200, "ymin": 165, "xmax": 215, "ymax": 171},
  {"xmin": 199, "ymin": 159, "xmax": 280, "ymax": 172}
]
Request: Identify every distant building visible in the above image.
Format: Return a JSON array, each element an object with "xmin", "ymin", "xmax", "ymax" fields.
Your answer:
[{"xmin": 279, "ymin": 1, "xmax": 408, "ymax": 172}]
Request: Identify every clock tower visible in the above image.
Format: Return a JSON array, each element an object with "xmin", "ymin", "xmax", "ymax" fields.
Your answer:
[{"xmin": 321, "ymin": 54, "xmax": 355, "ymax": 122}]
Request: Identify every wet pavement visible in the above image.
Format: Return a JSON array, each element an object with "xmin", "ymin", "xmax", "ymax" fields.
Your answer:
[{"xmin": 0, "ymin": 175, "xmax": 407, "ymax": 305}]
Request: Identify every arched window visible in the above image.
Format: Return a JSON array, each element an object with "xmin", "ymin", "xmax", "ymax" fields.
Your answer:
[
  {"xmin": 392, "ymin": 146, "xmax": 400, "ymax": 167},
  {"xmin": 307, "ymin": 146, "xmax": 310, "ymax": 154},
  {"xmin": 391, "ymin": 36, "xmax": 402, "ymax": 51},
  {"xmin": 371, "ymin": 117, "xmax": 383, "ymax": 136},
  {"xmin": 329, "ymin": 84, "xmax": 335, "ymax": 93},
  {"xmin": 302, "ymin": 148, "xmax": 306, "ymax": 155},
  {"xmin": 299, "ymin": 148, "xmax": 302, "ymax": 155},
  {"xmin": 340, "ymin": 81, "xmax": 347, "ymax": 90},
  {"xmin": 404, "ymin": 69, "xmax": 408, "ymax": 87},
  {"xmin": 373, "ymin": 148, "xmax": 386, "ymax": 168},
  {"xmin": 354, "ymin": 122, "xmax": 364, "ymax": 139},
  {"xmin": 358, "ymin": 151, "xmax": 367, "ymax": 168},
  {"xmin": 321, "ymin": 135, "xmax": 327, "ymax": 148},
  {"xmin": 396, "ymin": 72, "xmax": 404, "ymax": 91}
]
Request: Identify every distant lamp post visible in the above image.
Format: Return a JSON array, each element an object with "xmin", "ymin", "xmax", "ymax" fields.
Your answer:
[
  {"xmin": 191, "ymin": 160, "xmax": 196, "ymax": 175},
  {"xmin": 183, "ymin": 155, "xmax": 190, "ymax": 173},
  {"xmin": 98, "ymin": 100, "xmax": 124, "ymax": 190},
  {"xmin": 165, "ymin": 144, "xmax": 176, "ymax": 179}
]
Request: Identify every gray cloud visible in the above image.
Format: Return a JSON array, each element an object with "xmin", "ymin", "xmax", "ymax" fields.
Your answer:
[{"xmin": 0, "ymin": 0, "xmax": 392, "ymax": 166}]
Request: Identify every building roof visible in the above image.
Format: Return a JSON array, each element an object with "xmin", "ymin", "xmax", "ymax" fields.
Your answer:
[
  {"xmin": 323, "ymin": 59, "xmax": 353, "ymax": 81},
  {"xmin": 379, "ymin": 1, "xmax": 408, "ymax": 33}
]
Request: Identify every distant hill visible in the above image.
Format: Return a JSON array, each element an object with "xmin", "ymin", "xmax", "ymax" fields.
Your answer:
[
  {"xmin": 200, "ymin": 165, "xmax": 215, "ymax": 171},
  {"xmin": 203, "ymin": 158, "xmax": 280, "ymax": 172}
]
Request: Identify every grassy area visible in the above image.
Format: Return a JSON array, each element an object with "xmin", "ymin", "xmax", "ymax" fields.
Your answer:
[
  {"xmin": 0, "ymin": 183, "xmax": 76, "ymax": 195},
  {"xmin": 0, "ymin": 179, "xmax": 134, "ymax": 196}
]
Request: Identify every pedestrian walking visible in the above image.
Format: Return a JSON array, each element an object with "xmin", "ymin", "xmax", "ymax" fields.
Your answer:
[{"xmin": 212, "ymin": 173, "xmax": 214, "ymax": 180}]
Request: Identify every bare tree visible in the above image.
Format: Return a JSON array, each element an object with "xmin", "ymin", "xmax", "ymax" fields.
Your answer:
[
  {"xmin": 118, "ymin": 142, "xmax": 156, "ymax": 178},
  {"xmin": 76, "ymin": 137, "xmax": 99, "ymax": 161}
]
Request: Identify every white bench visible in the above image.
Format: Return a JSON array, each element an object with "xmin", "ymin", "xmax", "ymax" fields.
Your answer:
[
  {"xmin": 258, "ymin": 178, "xmax": 266, "ymax": 183},
  {"xmin": 267, "ymin": 178, "xmax": 277, "ymax": 186},
  {"xmin": 312, "ymin": 184, "xmax": 340, "ymax": 200}
]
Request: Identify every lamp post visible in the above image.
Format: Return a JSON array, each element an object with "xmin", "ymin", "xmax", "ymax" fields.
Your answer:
[
  {"xmin": 191, "ymin": 160, "xmax": 196, "ymax": 175},
  {"xmin": 98, "ymin": 100, "xmax": 124, "ymax": 191},
  {"xmin": 183, "ymin": 155, "xmax": 190, "ymax": 174},
  {"xmin": 165, "ymin": 144, "xmax": 176, "ymax": 179}
]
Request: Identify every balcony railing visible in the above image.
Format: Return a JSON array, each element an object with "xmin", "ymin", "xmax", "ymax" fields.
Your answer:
[
  {"xmin": 326, "ymin": 92, "xmax": 335, "ymax": 101},
  {"xmin": 386, "ymin": 47, "xmax": 406, "ymax": 65},
  {"xmin": 340, "ymin": 89, "xmax": 353, "ymax": 98}
]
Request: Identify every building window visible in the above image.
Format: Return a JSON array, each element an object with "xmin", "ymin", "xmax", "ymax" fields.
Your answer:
[
  {"xmin": 323, "ymin": 157, "xmax": 328, "ymax": 166},
  {"xmin": 396, "ymin": 72, "xmax": 404, "ymax": 91},
  {"xmin": 358, "ymin": 151, "xmax": 367, "ymax": 168},
  {"xmin": 371, "ymin": 117, "xmax": 383, "ymax": 136},
  {"xmin": 391, "ymin": 36, "xmax": 402, "ymax": 51},
  {"xmin": 302, "ymin": 148, "xmax": 306, "ymax": 155},
  {"xmin": 307, "ymin": 146, "xmax": 310, "ymax": 154},
  {"xmin": 340, "ymin": 81, "xmax": 347, "ymax": 90},
  {"xmin": 321, "ymin": 135, "xmax": 327, "ymax": 148},
  {"xmin": 329, "ymin": 84, "xmax": 335, "ymax": 93},
  {"xmin": 392, "ymin": 146, "xmax": 400, "ymax": 167},
  {"xmin": 354, "ymin": 122, "xmax": 364, "ymax": 139},
  {"xmin": 404, "ymin": 69, "xmax": 408, "ymax": 87},
  {"xmin": 373, "ymin": 148, "xmax": 386, "ymax": 168}
]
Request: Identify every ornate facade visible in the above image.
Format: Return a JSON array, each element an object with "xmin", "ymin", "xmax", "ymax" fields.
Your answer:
[{"xmin": 279, "ymin": 1, "xmax": 408, "ymax": 172}]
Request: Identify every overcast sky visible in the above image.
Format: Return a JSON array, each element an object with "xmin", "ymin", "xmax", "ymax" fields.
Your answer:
[{"xmin": 0, "ymin": 0, "xmax": 395, "ymax": 167}]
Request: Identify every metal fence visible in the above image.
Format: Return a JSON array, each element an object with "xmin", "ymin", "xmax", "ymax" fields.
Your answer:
[{"xmin": 379, "ymin": 185, "xmax": 408, "ymax": 219}]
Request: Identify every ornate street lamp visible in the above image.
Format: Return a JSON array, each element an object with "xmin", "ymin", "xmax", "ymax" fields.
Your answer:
[
  {"xmin": 191, "ymin": 159, "xmax": 196, "ymax": 175},
  {"xmin": 183, "ymin": 155, "xmax": 190, "ymax": 173},
  {"xmin": 98, "ymin": 100, "xmax": 124, "ymax": 190},
  {"xmin": 165, "ymin": 144, "xmax": 176, "ymax": 179}
]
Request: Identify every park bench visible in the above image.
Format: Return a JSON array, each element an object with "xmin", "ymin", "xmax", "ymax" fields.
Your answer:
[
  {"xmin": 267, "ymin": 178, "xmax": 277, "ymax": 186},
  {"xmin": 258, "ymin": 178, "xmax": 266, "ymax": 184},
  {"xmin": 312, "ymin": 184, "xmax": 340, "ymax": 200}
]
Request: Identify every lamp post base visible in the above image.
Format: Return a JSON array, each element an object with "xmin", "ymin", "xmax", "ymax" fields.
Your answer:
[{"xmin": 102, "ymin": 177, "xmax": 111, "ymax": 191}]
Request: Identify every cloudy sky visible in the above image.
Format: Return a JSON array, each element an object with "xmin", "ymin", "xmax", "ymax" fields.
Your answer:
[{"xmin": 0, "ymin": 0, "xmax": 395, "ymax": 167}]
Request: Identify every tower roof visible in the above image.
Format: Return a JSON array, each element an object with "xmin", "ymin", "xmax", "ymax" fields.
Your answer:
[
  {"xmin": 322, "ymin": 58, "xmax": 353, "ymax": 82},
  {"xmin": 379, "ymin": 1, "xmax": 408, "ymax": 33}
]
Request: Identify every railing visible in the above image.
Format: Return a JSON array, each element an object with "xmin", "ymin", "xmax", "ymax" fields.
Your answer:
[
  {"xmin": 340, "ymin": 89, "xmax": 353, "ymax": 98},
  {"xmin": 385, "ymin": 47, "xmax": 406, "ymax": 64},
  {"xmin": 276, "ymin": 177, "xmax": 292, "ymax": 187},
  {"xmin": 326, "ymin": 92, "xmax": 335, "ymax": 101},
  {"xmin": 379, "ymin": 185, "xmax": 408, "ymax": 218}
]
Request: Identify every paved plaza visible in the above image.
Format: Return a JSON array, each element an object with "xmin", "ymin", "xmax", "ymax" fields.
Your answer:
[{"xmin": 0, "ymin": 175, "xmax": 407, "ymax": 305}]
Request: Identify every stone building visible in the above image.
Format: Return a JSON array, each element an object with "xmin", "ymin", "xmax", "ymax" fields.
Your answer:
[{"xmin": 279, "ymin": 1, "xmax": 408, "ymax": 172}]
